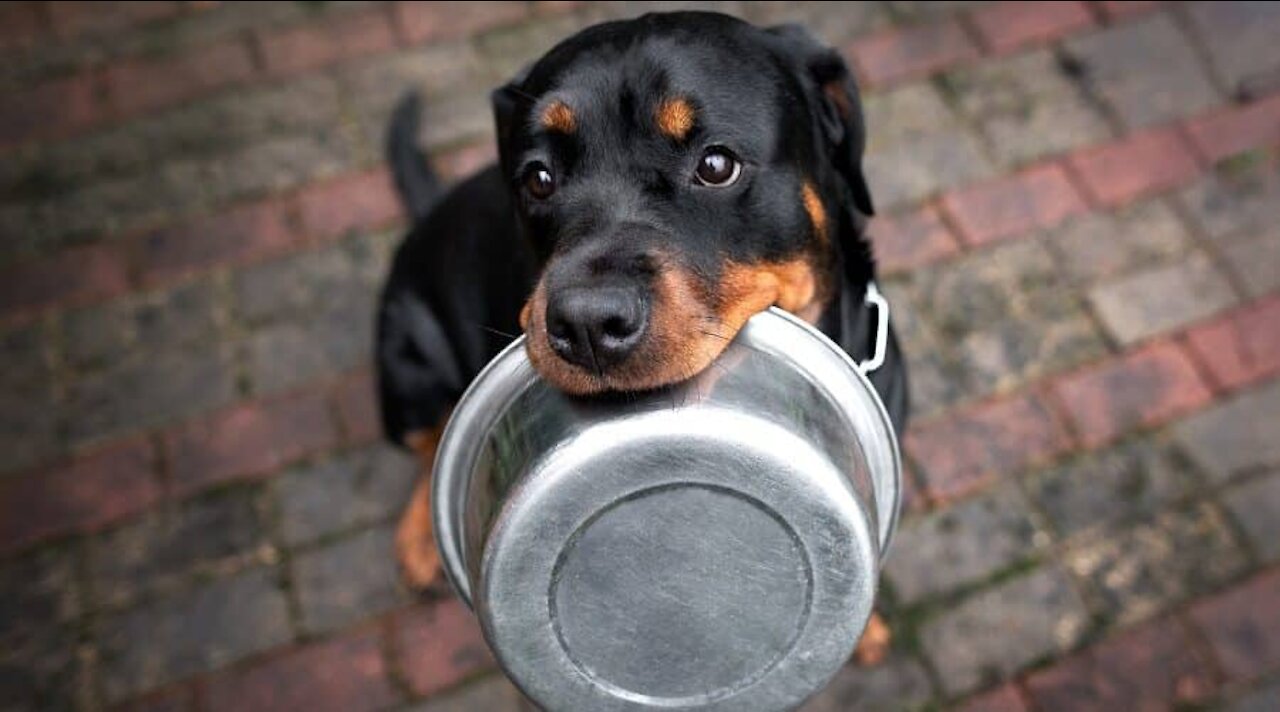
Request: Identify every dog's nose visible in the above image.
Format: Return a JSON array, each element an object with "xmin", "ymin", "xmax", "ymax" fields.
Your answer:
[{"xmin": 546, "ymin": 287, "xmax": 648, "ymax": 371}]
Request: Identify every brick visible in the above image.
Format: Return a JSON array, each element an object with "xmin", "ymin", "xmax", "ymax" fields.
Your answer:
[
  {"xmin": 1069, "ymin": 128, "xmax": 1201, "ymax": 206},
  {"xmin": 292, "ymin": 526, "xmax": 405, "ymax": 635},
  {"xmin": 232, "ymin": 236, "xmax": 390, "ymax": 326},
  {"xmin": 0, "ymin": 244, "xmax": 129, "ymax": 321},
  {"xmin": 63, "ymin": 280, "xmax": 221, "ymax": 370},
  {"xmin": 1025, "ymin": 616, "xmax": 1214, "ymax": 711},
  {"xmin": 1041, "ymin": 199, "xmax": 1193, "ymax": 283},
  {"xmin": 245, "ymin": 316, "xmax": 374, "ymax": 396},
  {"xmin": 1053, "ymin": 340, "xmax": 1213, "ymax": 448},
  {"xmin": 260, "ymin": 9, "xmax": 398, "ymax": 79},
  {"xmin": 1063, "ymin": 502, "xmax": 1247, "ymax": 624},
  {"xmin": 1178, "ymin": 163, "xmax": 1280, "ymax": 243},
  {"xmin": 848, "ymin": 20, "xmax": 980, "ymax": 88},
  {"xmin": 1063, "ymin": 15, "xmax": 1221, "ymax": 129},
  {"xmin": 89, "ymin": 486, "xmax": 269, "ymax": 608},
  {"xmin": 0, "ymin": 2, "xmax": 49, "ymax": 52},
  {"xmin": 970, "ymin": 2, "xmax": 1094, "ymax": 55},
  {"xmin": 0, "ymin": 439, "xmax": 160, "ymax": 555},
  {"xmin": 106, "ymin": 40, "xmax": 257, "ymax": 119},
  {"xmin": 108, "ymin": 686, "xmax": 196, "ymax": 712},
  {"xmin": 395, "ymin": 599, "xmax": 494, "ymax": 698},
  {"xmin": 1228, "ymin": 681, "xmax": 1280, "ymax": 712},
  {"xmin": 799, "ymin": 653, "xmax": 934, "ymax": 711},
  {"xmin": 1175, "ymin": 379, "xmax": 1280, "ymax": 483},
  {"xmin": 1224, "ymin": 473, "xmax": 1280, "ymax": 562},
  {"xmin": 132, "ymin": 199, "xmax": 297, "ymax": 287},
  {"xmin": 433, "ymin": 140, "xmax": 498, "ymax": 183},
  {"xmin": 954, "ymin": 685, "xmax": 1028, "ymax": 712},
  {"xmin": 275, "ymin": 446, "xmax": 415, "ymax": 547},
  {"xmin": 335, "ymin": 370, "xmax": 381, "ymax": 445},
  {"xmin": 96, "ymin": 567, "xmax": 292, "ymax": 702},
  {"xmin": 1025, "ymin": 439, "xmax": 1199, "ymax": 540},
  {"xmin": 206, "ymin": 629, "xmax": 399, "ymax": 712},
  {"xmin": 921, "ymin": 566, "xmax": 1089, "ymax": 695},
  {"xmin": 407, "ymin": 675, "xmax": 533, "ymax": 712},
  {"xmin": 1223, "ymin": 230, "xmax": 1280, "ymax": 297},
  {"xmin": 0, "ymin": 72, "xmax": 101, "ymax": 149},
  {"xmin": 65, "ymin": 345, "xmax": 239, "ymax": 444},
  {"xmin": 1189, "ymin": 569, "xmax": 1280, "ymax": 682},
  {"xmin": 906, "ymin": 392, "xmax": 1071, "ymax": 500},
  {"xmin": 870, "ymin": 206, "xmax": 961, "ymax": 274},
  {"xmin": 166, "ymin": 391, "xmax": 341, "ymax": 496},
  {"xmin": 864, "ymin": 127, "xmax": 996, "ymax": 209},
  {"xmin": 297, "ymin": 168, "xmax": 401, "ymax": 242},
  {"xmin": 48, "ymin": 1, "xmax": 179, "ymax": 39},
  {"xmin": 1096, "ymin": 1, "xmax": 1161, "ymax": 20},
  {"xmin": 393, "ymin": 1, "xmax": 529, "ymax": 45},
  {"xmin": 885, "ymin": 483, "xmax": 1041, "ymax": 604},
  {"xmin": 941, "ymin": 163, "xmax": 1088, "ymax": 245},
  {"xmin": 1088, "ymin": 253, "xmax": 1237, "ymax": 344},
  {"xmin": 1186, "ymin": 2, "xmax": 1280, "ymax": 94},
  {"xmin": 0, "ymin": 548, "xmax": 81, "ymax": 648},
  {"xmin": 0, "ymin": 622, "xmax": 83, "ymax": 712},
  {"xmin": 1184, "ymin": 94, "xmax": 1280, "ymax": 164},
  {"xmin": 1185, "ymin": 296, "xmax": 1280, "ymax": 391}
]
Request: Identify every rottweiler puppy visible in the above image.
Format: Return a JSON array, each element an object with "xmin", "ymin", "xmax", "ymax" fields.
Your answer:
[{"xmin": 376, "ymin": 11, "xmax": 908, "ymax": 662}]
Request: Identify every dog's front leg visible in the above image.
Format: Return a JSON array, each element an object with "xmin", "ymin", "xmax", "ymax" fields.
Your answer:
[{"xmin": 396, "ymin": 415, "xmax": 452, "ymax": 591}]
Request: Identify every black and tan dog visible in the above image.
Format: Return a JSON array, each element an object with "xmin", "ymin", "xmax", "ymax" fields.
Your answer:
[{"xmin": 377, "ymin": 11, "xmax": 907, "ymax": 661}]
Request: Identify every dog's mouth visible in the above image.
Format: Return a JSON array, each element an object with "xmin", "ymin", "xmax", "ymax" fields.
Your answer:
[{"xmin": 521, "ymin": 259, "xmax": 825, "ymax": 395}]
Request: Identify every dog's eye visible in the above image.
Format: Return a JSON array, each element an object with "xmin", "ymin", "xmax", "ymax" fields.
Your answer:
[
  {"xmin": 523, "ymin": 162, "xmax": 556, "ymax": 199},
  {"xmin": 694, "ymin": 148, "xmax": 741, "ymax": 187}
]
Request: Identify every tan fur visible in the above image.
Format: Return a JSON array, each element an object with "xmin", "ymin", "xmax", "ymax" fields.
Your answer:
[
  {"xmin": 541, "ymin": 100, "xmax": 577, "ymax": 133},
  {"xmin": 655, "ymin": 97, "xmax": 696, "ymax": 140},
  {"xmin": 854, "ymin": 612, "xmax": 893, "ymax": 666},
  {"xmin": 801, "ymin": 182, "xmax": 829, "ymax": 245},
  {"xmin": 396, "ymin": 417, "xmax": 451, "ymax": 590}
]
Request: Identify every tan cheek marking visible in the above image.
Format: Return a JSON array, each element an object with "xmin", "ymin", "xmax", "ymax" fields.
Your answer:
[
  {"xmin": 802, "ymin": 182, "xmax": 828, "ymax": 245},
  {"xmin": 655, "ymin": 97, "xmax": 696, "ymax": 140},
  {"xmin": 719, "ymin": 260, "xmax": 820, "ymax": 328},
  {"xmin": 541, "ymin": 101, "xmax": 576, "ymax": 133}
]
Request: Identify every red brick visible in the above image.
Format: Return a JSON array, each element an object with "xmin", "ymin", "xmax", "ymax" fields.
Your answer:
[
  {"xmin": 206, "ymin": 629, "xmax": 398, "ymax": 712},
  {"xmin": 0, "ymin": 244, "xmax": 130, "ymax": 321},
  {"xmin": 970, "ymin": 2, "xmax": 1094, "ymax": 55},
  {"xmin": 1096, "ymin": 1, "xmax": 1162, "ymax": 20},
  {"xmin": 941, "ymin": 163, "xmax": 1089, "ymax": 246},
  {"xmin": 0, "ymin": 438, "xmax": 160, "ymax": 554},
  {"xmin": 1052, "ymin": 340, "xmax": 1214, "ymax": 448},
  {"xmin": 395, "ymin": 599, "xmax": 494, "ymax": 697},
  {"xmin": 0, "ymin": 72, "xmax": 101, "ymax": 148},
  {"xmin": 48, "ymin": 1, "xmax": 179, "ymax": 39},
  {"xmin": 334, "ymin": 369, "xmax": 380, "ymax": 446},
  {"xmin": 1189, "ymin": 568, "xmax": 1280, "ymax": 682},
  {"xmin": 1025, "ymin": 617, "xmax": 1215, "ymax": 711},
  {"xmin": 106, "ymin": 40, "xmax": 256, "ymax": 118},
  {"xmin": 1068, "ymin": 127, "xmax": 1200, "ymax": 207},
  {"xmin": 870, "ymin": 206, "xmax": 962, "ymax": 274},
  {"xmin": 434, "ymin": 140, "xmax": 498, "ymax": 183},
  {"xmin": 131, "ymin": 198, "xmax": 297, "ymax": 287},
  {"xmin": 955, "ymin": 684, "xmax": 1028, "ymax": 712},
  {"xmin": 297, "ymin": 168, "xmax": 402, "ymax": 242},
  {"xmin": 0, "ymin": 2, "xmax": 50, "ymax": 52},
  {"xmin": 847, "ymin": 20, "xmax": 981, "ymax": 88},
  {"xmin": 1185, "ymin": 295, "xmax": 1280, "ymax": 392},
  {"xmin": 260, "ymin": 9, "xmax": 398, "ymax": 79},
  {"xmin": 107, "ymin": 686, "xmax": 195, "ymax": 712},
  {"xmin": 165, "ymin": 392, "xmax": 341, "ymax": 496},
  {"xmin": 906, "ymin": 392, "xmax": 1071, "ymax": 501},
  {"xmin": 1184, "ymin": 94, "xmax": 1280, "ymax": 164},
  {"xmin": 393, "ymin": 1, "xmax": 528, "ymax": 45}
]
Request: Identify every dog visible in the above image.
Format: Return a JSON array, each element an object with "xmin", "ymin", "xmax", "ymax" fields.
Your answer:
[{"xmin": 376, "ymin": 11, "xmax": 908, "ymax": 664}]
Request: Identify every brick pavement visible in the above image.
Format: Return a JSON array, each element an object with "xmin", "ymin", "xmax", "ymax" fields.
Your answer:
[{"xmin": 1, "ymin": 2, "xmax": 1278, "ymax": 710}]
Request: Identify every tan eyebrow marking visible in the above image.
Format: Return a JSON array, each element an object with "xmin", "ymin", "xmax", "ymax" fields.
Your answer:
[
  {"xmin": 655, "ymin": 97, "xmax": 696, "ymax": 140},
  {"xmin": 541, "ymin": 101, "xmax": 577, "ymax": 133},
  {"xmin": 801, "ymin": 181, "xmax": 828, "ymax": 245}
]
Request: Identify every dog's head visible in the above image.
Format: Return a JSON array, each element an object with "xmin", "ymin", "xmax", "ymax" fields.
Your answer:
[{"xmin": 495, "ymin": 12, "xmax": 875, "ymax": 394}]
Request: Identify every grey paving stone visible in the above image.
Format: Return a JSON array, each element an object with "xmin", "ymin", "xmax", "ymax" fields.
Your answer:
[
  {"xmin": 292, "ymin": 526, "xmax": 406, "ymax": 635},
  {"xmin": 1186, "ymin": 1, "xmax": 1280, "ymax": 94},
  {"xmin": 1041, "ymin": 199, "xmax": 1194, "ymax": 284},
  {"xmin": 1178, "ymin": 161, "xmax": 1280, "ymax": 243},
  {"xmin": 233, "ymin": 236, "xmax": 390, "ymax": 326},
  {"xmin": 406, "ymin": 674, "xmax": 535, "ymax": 712},
  {"xmin": 1175, "ymin": 379, "xmax": 1280, "ymax": 483},
  {"xmin": 1222, "ymin": 228, "xmax": 1280, "ymax": 297},
  {"xmin": 96, "ymin": 567, "xmax": 292, "ymax": 702},
  {"xmin": 88, "ymin": 485, "xmax": 270, "ymax": 609},
  {"xmin": 1088, "ymin": 252, "xmax": 1237, "ymax": 344},
  {"xmin": 1222, "ymin": 471, "xmax": 1280, "ymax": 562},
  {"xmin": 743, "ymin": 1, "xmax": 890, "ymax": 46},
  {"xmin": 799, "ymin": 652, "xmax": 934, "ymax": 712},
  {"xmin": 63, "ymin": 280, "xmax": 222, "ymax": 370},
  {"xmin": 275, "ymin": 445, "xmax": 417, "ymax": 547},
  {"xmin": 1024, "ymin": 438, "xmax": 1201, "ymax": 541},
  {"xmin": 1064, "ymin": 14, "xmax": 1220, "ymax": 128},
  {"xmin": 0, "ymin": 624, "xmax": 83, "ymax": 712},
  {"xmin": 885, "ymin": 483, "xmax": 1043, "ymax": 604},
  {"xmin": 0, "ymin": 547, "xmax": 81, "ymax": 649},
  {"xmin": 1226, "ymin": 680, "xmax": 1280, "ymax": 712},
  {"xmin": 1063, "ymin": 502, "xmax": 1248, "ymax": 626},
  {"xmin": 0, "ymin": 324, "xmax": 59, "ymax": 475},
  {"xmin": 921, "ymin": 567, "xmax": 1089, "ymax": 696}
]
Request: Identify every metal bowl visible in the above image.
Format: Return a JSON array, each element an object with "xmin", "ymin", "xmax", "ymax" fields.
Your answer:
[{"xmin": 433, "ymin": 307, "xmax": 902, "ymax": 712}]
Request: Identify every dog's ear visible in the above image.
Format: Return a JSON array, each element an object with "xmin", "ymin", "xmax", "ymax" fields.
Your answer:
[
  {"xmin": 766, "ymin": 24, "xmax": 875, "ymax": 217},
  {"xmin": 491, "ymin": 64, "xmax": 534, "ymax": 182}
]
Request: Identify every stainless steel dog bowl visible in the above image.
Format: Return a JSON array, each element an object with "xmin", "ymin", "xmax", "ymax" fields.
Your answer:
[{"xmin": 433, "ymin": 307, "xmax": 901, "ymax": 712}]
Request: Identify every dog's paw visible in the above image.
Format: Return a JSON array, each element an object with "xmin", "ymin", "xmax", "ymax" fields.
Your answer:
[
  {"xmin": 396, "ymin": 511, "xmax": 446, "ymax": 593},
  {"xmin": 853, "ymin": 612, "xmax": 892, "ymax": 666}
]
